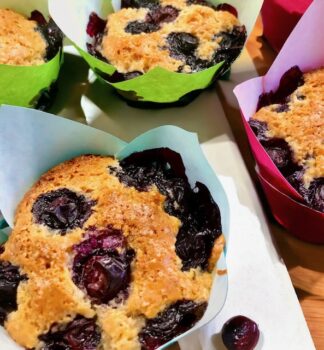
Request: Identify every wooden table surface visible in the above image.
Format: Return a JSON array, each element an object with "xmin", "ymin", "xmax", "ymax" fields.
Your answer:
[{"xmin": 171, "ymin": 17, "xmax": 323, "ymax": 350}]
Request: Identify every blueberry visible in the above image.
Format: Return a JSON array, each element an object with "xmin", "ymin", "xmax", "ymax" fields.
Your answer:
[
  {"xmin": 0, "ymin": 261, "xmax": 27, "ymax": 325},
  {"xmin": 167, "ymin": 32, "xmax": 199, "ymax": 56},
  {"xmin": 86, "ymin": 43, "xmax": 108, "ymax": 62},
  {"xmin": 81, "ymin": 254, "xmax": 131, "ymax": 304},
  {"xmin": 222, "ymin": 316, "xmax": 260, "ymax": 350},
  {"xmin": 257, "ymin": 91, "xmax": 276, "ymax": 111},
  {"xmin": 39, "ymin": 316, "xmax": 101, "ymax": 350},
  {"xmin": 307, "ymin": 178, "xmax": 324, "ymax": 212},
  {"xmin": 86, "ymin": 12, "xmax": 108, "ymax": 61},
  {"xmin": 274, "ymin": 104, "xmax": 289, "ymax": 113},
  {"xmin": 32, "ymin": 188, "xmax": 96, "ymax": 234},
  {"xmin": 211, "ymin": 26, "xmax": 247, "ymax": 75},
  {"xmin": 34, "ymin": 82, "xmax": 58, "ymax": 111},
  {"xmin": 175, "ymin": 182, "xmax": 222, "ymax": 270},
  {"xmin": 86, "ymin": 12, "xmax": 107, "ymax": 38},
  {"xmin": 146, "ymin": 6, "xmax": 179, "ymax": 25},
  {"xmin": 248, "ymin": 119, "xmax": 269, "ymax": 143},
  {"xmin": 257, "ymin": 66, "xmax": 304, "ymax": 111},
  {"xmin": 72, "ymin": 227, "xmax": 134, "ymax": 304},
  {"xmin": 29, "ymin": 10, "xmax": 47, "ymax": 25},
  {"xmin": 29, "ymin": 10, "xmax": 63, "ymax": 61},
  {"xmin": 74, "ymin": 227, "xmax": 126, "ymax": 256},
  {"xmin": 139, "ymin": 300, "xmax": 207, "ymax": 350},
  {"xmin": 125, "ymin": 21, "xmax": 160, "ymax": 34},
  {"xmin": 124, "ymin": 71, "xmax": 143, "ymax": 80},
  {"xmin": 276, "ymin": 66, "xmax": 304, "ymax": 100},
  {"xmin": 0, "ymin": 307, "xmax": 7, "ymax": 326},
  {"xmin": 125, "ymin": 5, "xmax": 179, "ymax": 34},
  {"xmin": 185, "ymin": 56, "xmax": 210, "ymax": 72},
  {"xmin": 286, "ymin": 168, "xmax": 306, "ymax": 193},
  {"xmin": 112, "ymin": 148, "xmax": 188, "ymax": 192},
  {"xmin": 42, "ymin": 18, "xmax": 64, "ymax": 61},
  {"xmin": 285, "ymin": 171, "xmax": 323, "ymax": 212},
  {"xmin": 249, "ymin": 121, "xmax": 302, "ymax": 178},
  {"xmin": 263, "ymin": 139, "xmax": 293, "ymax": 171},
  {"xmin": 218, "ymin": 26, "xmax": 246, "ymax": 51}
]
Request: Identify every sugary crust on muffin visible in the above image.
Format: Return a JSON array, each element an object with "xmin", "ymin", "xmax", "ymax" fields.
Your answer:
[
  {"xmin": 0, "ymin": 155, "xmax": 224, "ymax": 349},
  {"xmin": 252, "ymin": 68, "xmax": 324, "ymax": 186},
  {"xmin": 0, "ymin": 8, "xmax": 47, "ymax": 66},
  {"xmin": 98, "ymin": 307, "xmax": 145, "ymax": 350},
  {"xmin": 100, "ymin": 4, "xmax": 240, "ymax": 73},
  {"xmin": 5, "ymin": 272, "xmax": 94, "ymax": 348}
]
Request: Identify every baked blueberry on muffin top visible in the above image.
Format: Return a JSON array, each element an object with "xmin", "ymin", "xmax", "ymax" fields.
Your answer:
[
  {"xmin": 86, "ymin": 0, "xmax": 246, "ymax": 80},
  {"xmin": 0, "ymin": 149, "xmax": 224, "ymax": 350},
  {"xmin": 249, "ymin": 66, "xmax": 324, "ymax": 212},
  {"xmin": 0, "ymin": 8, "xmax": 63, "ymax": 66}
]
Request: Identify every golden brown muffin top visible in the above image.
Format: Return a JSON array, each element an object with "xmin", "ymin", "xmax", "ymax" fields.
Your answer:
[
  {"xmin": 0, "ymin": 8, "xmax": 47, "ymax": 66},
  {"xmin": 1, "ymin": 155, "xmax": 224, "ymax": 349},
  {"xmin": 99, "ymin": 2, "xmax": 240, "ymax": 73},
  {"xmin": 252, "ymin": 68, "xmax": 324, "ymax": 185}
]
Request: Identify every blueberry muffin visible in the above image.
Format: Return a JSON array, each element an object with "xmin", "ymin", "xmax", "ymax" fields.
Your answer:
[
  {"xmin": 0, "ymin": 149, "xmax": 224, "ymax": 350},
  {"xmin": 0, "ymin": 9, "xmax": 63, "ymax": 66},
  {"xmin": 249, "ymin": 66, "xmax": 324, "ymax": 212},
  {"xmin": 86, "ymin": 0, "xmax": 246, "ymax": 80}
]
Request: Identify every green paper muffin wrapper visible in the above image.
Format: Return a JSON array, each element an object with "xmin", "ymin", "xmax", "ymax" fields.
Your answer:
[
  {"xmin": 0, "ymin": 105, "xmax": 229, "ymax": 350},
  {"xmin": 48, "ymin": 0, "xmax": 263, "ymax": 103},
  {"xmin": 0, "ymin": 0, "xmax": 62, "ymax": 108}
]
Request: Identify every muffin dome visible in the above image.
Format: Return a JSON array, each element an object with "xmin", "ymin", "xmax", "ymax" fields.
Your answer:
[
  {"xmin": 87, "ymin": 0, "xmax": 246, "ymax": 77},
  {"xmin": 0, "ymin": 8, "xmax": 47, "ymax": 66}
]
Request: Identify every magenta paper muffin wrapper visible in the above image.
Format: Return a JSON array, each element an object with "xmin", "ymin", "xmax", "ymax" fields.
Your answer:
[{"xmin": 234, "ymin": 0, "xmax": 324, "ymax": 240}]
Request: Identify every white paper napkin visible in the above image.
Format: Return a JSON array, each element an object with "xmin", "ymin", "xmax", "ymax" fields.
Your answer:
[{"xmin": 179, "ymin": 176, "xmax": 315, "ymax": 350}]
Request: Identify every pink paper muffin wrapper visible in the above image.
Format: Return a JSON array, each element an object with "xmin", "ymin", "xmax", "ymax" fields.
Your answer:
[{"xmin": 234, "ymin": 0, "xmax": 324, "ymax": 241}]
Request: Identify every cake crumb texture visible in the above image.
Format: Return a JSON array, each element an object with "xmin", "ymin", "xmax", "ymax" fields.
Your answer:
[{"xmin": 0, "ymin": 8, "xmax": 47, "ymax": 66}]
